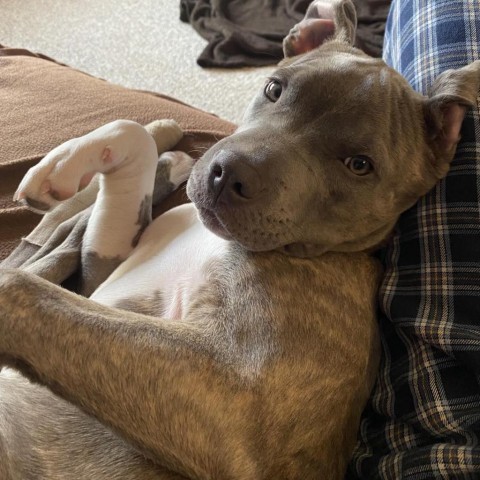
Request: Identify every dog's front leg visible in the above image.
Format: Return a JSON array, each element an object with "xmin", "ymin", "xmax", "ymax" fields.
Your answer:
[
  {"xmin": 14, "ymin": 119, "xmax": 193, "ymax": 296},
  {"xmin": 0, "ymin": 269, "xmax": 260, "ymax": 480}
]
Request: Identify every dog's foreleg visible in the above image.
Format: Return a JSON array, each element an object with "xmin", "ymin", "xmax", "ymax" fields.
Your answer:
[
  {"xmin": 15, "ymin": 120, "xmax": 191, "ymax": 295},
  {"xmin": 79, "ymin": 121, "xmax": 190, "ymax": 295},
  {"xmin": 0, "ymin": 269, "xmax": 261, "ymax": 479}
]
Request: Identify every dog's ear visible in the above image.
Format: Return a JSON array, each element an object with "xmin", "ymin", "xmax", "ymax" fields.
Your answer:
[
  {"xmin": 424, "ymin": 61, "xmax": 480, "ymax": 169},
  {"xmin": 283, "ymin": 0, "xmax": 357, "ymax": 58}
]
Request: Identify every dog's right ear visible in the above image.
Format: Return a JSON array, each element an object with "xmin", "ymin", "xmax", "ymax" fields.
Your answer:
[{"xmin": 283, "ymin": 0, "xmax": 357, "ymax": 58}]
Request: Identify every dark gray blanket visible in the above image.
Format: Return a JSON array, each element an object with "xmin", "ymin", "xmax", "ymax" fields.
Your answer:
[{"xmin": 180, "ymin": 0, "xmax": 392, "ymax": 68}]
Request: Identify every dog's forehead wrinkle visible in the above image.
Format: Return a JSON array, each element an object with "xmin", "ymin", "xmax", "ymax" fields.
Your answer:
[{"xmin": 282, "ymin": 66, "xmax": 392, "ymax": 124}]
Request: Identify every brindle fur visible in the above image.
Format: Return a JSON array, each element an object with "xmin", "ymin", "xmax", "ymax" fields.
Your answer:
[{"xmin": 1, "ymin": 1, "xmax": 480, "ymax": 479}]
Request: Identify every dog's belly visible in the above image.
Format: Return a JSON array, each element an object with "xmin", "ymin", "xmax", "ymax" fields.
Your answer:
[{"xmin": 91, "ymin": 203, "xmax": 228, "ymax": 319}]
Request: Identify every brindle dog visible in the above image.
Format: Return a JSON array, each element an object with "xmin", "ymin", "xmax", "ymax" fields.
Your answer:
[{"xmin": 1, "ymin": 1, "xmax": 479, "ymax": 478}]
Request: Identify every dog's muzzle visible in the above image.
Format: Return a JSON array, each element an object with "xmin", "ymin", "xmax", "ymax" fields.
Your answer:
[{"xmin": 187, "ymin": 145, "xmax": 300, "ymax": 252}]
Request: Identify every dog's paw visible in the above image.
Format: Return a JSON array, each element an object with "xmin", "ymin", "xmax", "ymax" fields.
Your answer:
[
  {"xmin": 147, "ymin": 119, "xmax": 184, "ymax": 153},
  {"xmin": 14, "ymin": 141, "xmax": 94, "ymax": 213},
  {"xmin": 158, "ymin": 151, "xmax": 195, "ymax": 188},
  {"xmin": 13, "ymin": 124, "xmax": 132, "ymax": 214}
]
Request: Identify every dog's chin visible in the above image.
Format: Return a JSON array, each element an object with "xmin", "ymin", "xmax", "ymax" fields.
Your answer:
[
  {"xmin": 196, "ymin": 207, "xmax": 234, "ymax": 241},
  {"xmin": 199, "ymin": 210, "xmax": 331, "ymax": 257},
  {"xmin": 196, "ymin": 206, "xmax": 285, "ymax": 252},
  {"xmin": 196, "ymin": 206, "xmax": 332, "ymax": 257}
]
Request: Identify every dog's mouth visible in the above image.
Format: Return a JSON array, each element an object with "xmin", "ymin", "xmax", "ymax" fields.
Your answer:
[
  {"xmin": 198, "ymin": 204, "xmax": 329, "ymax": 257},
  {"xmin": 196, "ymin": 207, "xmax": 234, "ymax": 241},
  {"xmin": 196, "ymin": 202, "xmax": 304, "ymax": 253}
]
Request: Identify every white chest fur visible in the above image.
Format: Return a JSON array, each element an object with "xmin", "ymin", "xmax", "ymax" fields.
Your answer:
[{"xmin": 91, "ymin": 203, "xmax": 229, "ymax": 319}]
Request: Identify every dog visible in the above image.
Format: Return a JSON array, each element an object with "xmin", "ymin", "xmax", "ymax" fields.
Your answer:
[{"xmin": 0, "ymin": 0, "xmax": 479, "ymax": 478}]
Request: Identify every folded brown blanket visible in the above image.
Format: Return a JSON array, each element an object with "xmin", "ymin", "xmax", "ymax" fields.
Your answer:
[
  {"xmin": 0, "ymin": 45, "xmax": 235, "ymax": 262},
  {"xmin": 180, "ymin": 0, "xmax": 391, "ymax": 68}
]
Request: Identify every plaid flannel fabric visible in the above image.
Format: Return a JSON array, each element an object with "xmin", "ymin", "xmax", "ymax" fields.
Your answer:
[{"xmin": 347, "ymin": 1, "xmax": 480, "ymax": 478}]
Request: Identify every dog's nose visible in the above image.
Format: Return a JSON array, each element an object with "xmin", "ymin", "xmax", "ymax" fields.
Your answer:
[{"xmin": 208, "ymin": 151, "xmax": 263, "ymax": 205}]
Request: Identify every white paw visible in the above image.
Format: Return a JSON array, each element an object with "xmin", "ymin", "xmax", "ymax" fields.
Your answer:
[
  {"xmin": 158, "ymin": 151, "xmax": 195, "ymax": 188},
  {"xmin": 14, "ymin": 140, "xmax": 116, "ymax": 213},
  {"xmin": 148, "ymin": 119, "xmax": 184, "ymax": 152},
  {"xmin": 13, "ymin": 120, "xmax": 145, "ymax": 213}
]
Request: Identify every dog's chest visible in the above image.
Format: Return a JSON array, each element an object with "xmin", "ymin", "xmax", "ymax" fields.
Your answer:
[{"xmin": 90, "ymin": 203, "xmax": 229, "ymax": 319}]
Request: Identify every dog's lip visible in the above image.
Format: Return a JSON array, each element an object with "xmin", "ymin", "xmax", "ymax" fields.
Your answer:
[{"xmin": 197, "ymin": 207, "xmax": 233, "ymax": 240}]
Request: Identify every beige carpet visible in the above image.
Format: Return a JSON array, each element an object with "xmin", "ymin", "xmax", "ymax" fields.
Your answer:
[{"xmin": 0, "ymin": 0, "xmax": 274, "ymax": 124}]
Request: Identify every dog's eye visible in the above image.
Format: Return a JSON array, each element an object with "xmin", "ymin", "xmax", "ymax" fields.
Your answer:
[
  {"xmin": 264, "ymin": 80, "xmax": 283, "ymax": 102},
  {"xmin": 344, "ymin": 156, "xmax": 374, "ymax": 176}
]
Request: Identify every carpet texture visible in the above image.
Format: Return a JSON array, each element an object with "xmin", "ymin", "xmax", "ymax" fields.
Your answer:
[{"xmin": 0, "ymin": 0, "xmax": 273, "ymax": 124}]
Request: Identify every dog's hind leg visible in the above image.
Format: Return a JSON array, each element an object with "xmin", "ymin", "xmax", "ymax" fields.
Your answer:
[
  {"xmin": 14, "ymin": 120, "xmax": 193, "ymax": 296},
  {"xmin": 0, "ymin": 368, "xmax": 191, "ymax": 479}
]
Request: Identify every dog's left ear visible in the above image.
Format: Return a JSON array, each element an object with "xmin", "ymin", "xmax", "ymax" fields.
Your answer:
[
  {"xmin": 424, "ymin": 61, "xmax": 480, "ymax": 167},
  {"xmin": 283, "ymin": 0, "xmax": 357, "ymax": 58}
]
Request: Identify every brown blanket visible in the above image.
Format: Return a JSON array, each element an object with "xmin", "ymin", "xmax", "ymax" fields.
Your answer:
[
  {"xmin": 180, "ymin": 0, "xmax": 392, "ymax": 67},
  {"xmin": 0, "ymin": 45, "xmax": 235, "ymax": 263}
]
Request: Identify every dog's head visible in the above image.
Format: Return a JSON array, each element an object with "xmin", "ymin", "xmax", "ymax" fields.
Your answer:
[{"xmin": 187, "ymin": 0, "xmax": 480, "ymax": 257}]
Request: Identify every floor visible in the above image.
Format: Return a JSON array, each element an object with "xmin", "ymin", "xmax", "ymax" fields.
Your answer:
[{"xmin": 0, "ymin": 0, "xmax": 274, "ymax": 124}]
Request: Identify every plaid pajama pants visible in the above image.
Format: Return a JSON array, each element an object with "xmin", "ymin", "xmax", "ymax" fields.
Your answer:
[{"xmin": 347, "ymin": 1, "xmax": 480, "ymax": 478}]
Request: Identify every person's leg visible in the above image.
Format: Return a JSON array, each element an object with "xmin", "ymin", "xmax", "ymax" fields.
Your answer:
[{"xmin": 348, "ymin": 1, "xmax": 480, "ymax": 478}]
